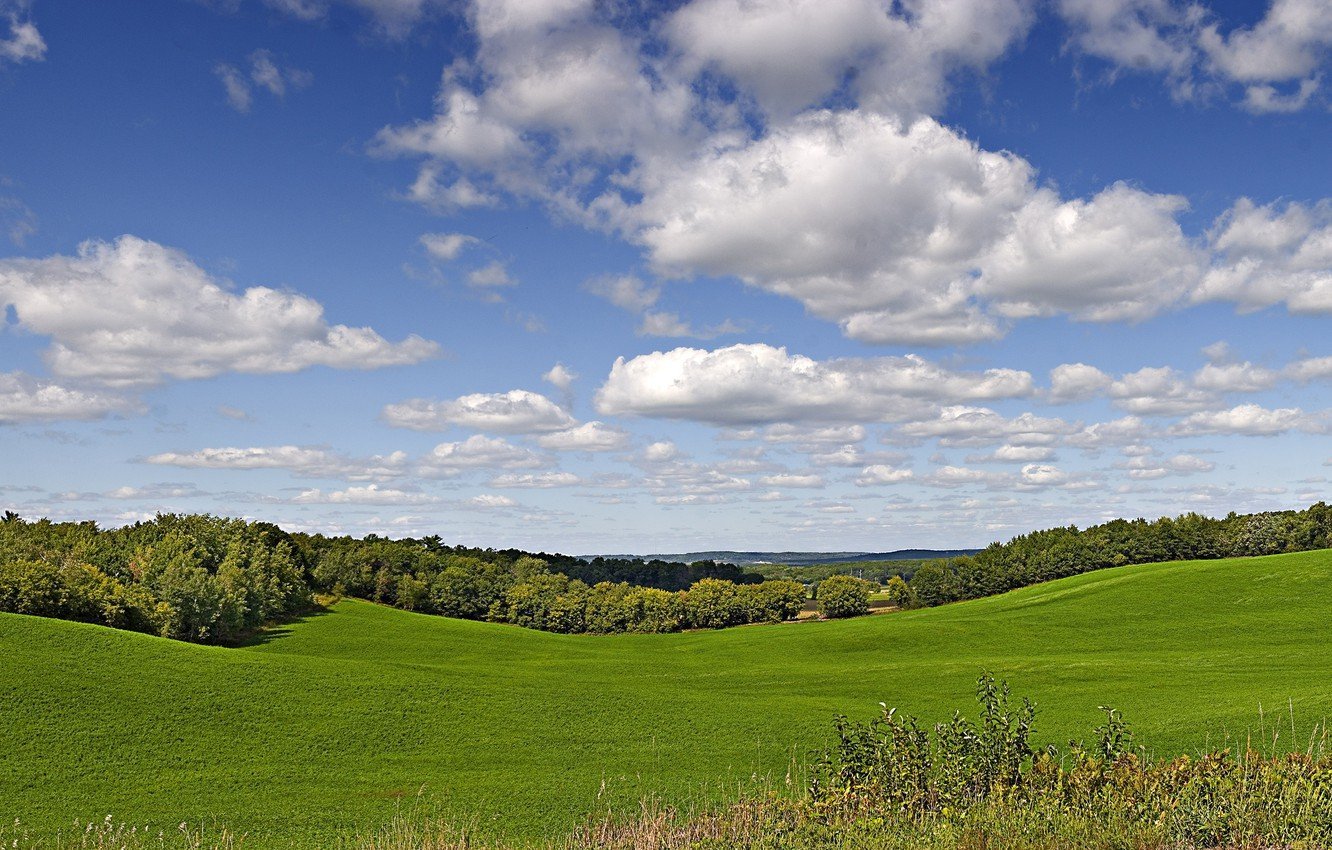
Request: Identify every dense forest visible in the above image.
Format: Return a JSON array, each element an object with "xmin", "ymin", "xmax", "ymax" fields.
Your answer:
[{"xmin": 3, "ymin": 502, "xmax": 1332, "ymax": 644}]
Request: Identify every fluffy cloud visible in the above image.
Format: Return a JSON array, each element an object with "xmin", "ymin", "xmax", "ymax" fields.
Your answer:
[
  {"xmin": 855, "ymin": 464, "xmax": 914, "ymax": 485},
  {"xmin": 0, "ymin": 236, "xmax": 438, "ymax": 387},
  {"xmin": 763, "ymin": 424, "xmax": 867, "ymax": 445},
  {"xmin": 371, "ymin": 2, "xmax": 1332, "ymax": 348},
  {"xmin": 1105, "ymin": 366, "xmax": 1215, "ymax": 416},
  {"xmin": 147, "ymin": 436, "xmax": 551, "ymax": 483},
  {"xmin": 1120, "ymin": 453, "xmax": 1215, "ymax": 479},
  {"xmin": 383, "ymin": 389, "xmax": 575, "ymax": 433},
  {"xmin": 642, "ymin": 441, "xmax": 680, "ymax": 463},
  {"xmin": 1169, "ymin": 403, "xmax": 1321, "ymax": 436},
  {"xmin": 0, "ymin": 1, "xmax": 43, "ymax": 64},
  {"xmin": 420, "ymin": 232, "xmax": 479, "ymax": 261},
  {"xmin": 1191, "ymin": 361, "xmax": 1280, "ymax": 393},
  {"xmin": 292, "ymin": 485, "xmax": 440, "ymax": 505},
  {"xmin": 144, "ymin": 446, "xmax": 410, "ymax": 480},
  {"xmin": 1051, "ymin": 355, "xmax": 1284, "ymax": 412},
  {"xmin": 1019, "ymin": 463, "xmax": 1067, "ymax": 487},
  {"xmin": 596, "ymin": 344, "xmax": 1032, "ymax": 426},
  {"xmin": 466, "ymin": 493, "xmax": 518, "ymax": 509},
  {"xmin": 1057, "ymin": 0, "xmax": 1332, "ymax": 113},
  {"xmin": 467, "ymin": 261, "xmax": 516, "ymax": 290},
  {"xmin": 758, "ymin": 472, "xmax": 825, "ymax": 488},
  {"xmin": 624, "ymin": 112, "xmax": 1031, "ymax": 346},
  {"xmin": 371, "ymin": 1, "xmax": 695, "ymax": 201},
  {"xmin": 1066, "ymin": 416, "xmax": 1153, "ymax": 448},
  {"xmin": 666, "ymin": 0, "xmax": 1035, "ymax": 119},
  {"xmin": 922, "ymin": 465, "xmax": 993, "ymax": 488},
  {"xmin": 418, "ymin": 435, "xmax": 549, "ymax": 475},
  {"xmin": 1197, "ymin": 199, "xmax": 1332, "ymax": 313},
  {"xmin": 542, "ymin": 363, "xmax": 577, "ymax": 391},
  {"xmin": 536, "ymin": 421, "xmax": 629, "ymax": 452},
  {"xmin": 620, "ymin": 111, "xmax": 1203, "ymax": 344},
  {"xmin": 978, "ymin": 183, "xmax": 1201, "ymax": 321},
  {"xmin": 1199, "ymin": 0, "xmax": 1332, "ymax": 111},
  {"xmin": 0, "ymin": 372, "xmax": 139, "ymax": 423},
  {"xmin": 969, "ymin": 445, "xmax": 1056, "ymax": 463},
  {"xmin": 893, "ymin": 406, "xmax": 1078, "ymax": 447},
  {"xmin": 1047, "ymin": 363, "xmax": 1114, "ymax": 403},
  {"xmin": 489, "ymin": 471, "xmax": 582, "ymax": 488},
  {"xmin": 1056, "ymin": 0, "xmax": 1196, "ymax": 79}
]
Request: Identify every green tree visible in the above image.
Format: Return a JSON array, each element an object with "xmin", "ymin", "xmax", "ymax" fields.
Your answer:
[
  {"xmin": 818, "ymin": 574, "xmax": 872, "ymax": 619},
  {"xmin": 883, "ymin": 574, "xmax": 916, "ymax": 609},
  {"xmin": 910, "ymin": 561, "xmax": 958, "ymax": 608},
  {"xmin": 685, "ymin": 578, "xmax": 742, "ymax": 629}
]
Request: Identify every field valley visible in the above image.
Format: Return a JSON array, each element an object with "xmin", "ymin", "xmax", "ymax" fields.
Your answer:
[{"xmin": 6, "ymin": 549, "xmax": 1332, "ymax": 847}]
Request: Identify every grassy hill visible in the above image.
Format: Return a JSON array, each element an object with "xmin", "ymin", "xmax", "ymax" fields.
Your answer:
[{"xmin": 5, "ymin": 550, "xmax": 1332, "ymax": 847}]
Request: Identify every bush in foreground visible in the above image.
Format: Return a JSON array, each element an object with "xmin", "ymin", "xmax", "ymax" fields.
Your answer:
[{"xmin": 25, "ymin": 677, "xmax": 1329, "ymax": 850}]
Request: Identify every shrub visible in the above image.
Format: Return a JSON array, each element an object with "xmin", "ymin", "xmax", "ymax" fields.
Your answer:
[
  {"xmin": 817, "ymin": 574, "xmax": 872, "ymax": 619},
  {"xmin": 883, "ymin": 574, "xmax": 916, "ymax": 609},
  {"xmin": 685, "ymin": 578, "xmax": 743, "ymax": 629}
]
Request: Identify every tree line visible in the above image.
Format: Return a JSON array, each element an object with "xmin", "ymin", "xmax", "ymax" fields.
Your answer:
[
  {"xmin": 890, "ymin": 502, "xmax": 1332, "ymax": 609},
  {"xmin": 5, "ymin": 502, "xmax": 1331, "ymax": 644},
  {"xmin": 0, "ymin": 512, "xmax": 804, "ymax": 643}
]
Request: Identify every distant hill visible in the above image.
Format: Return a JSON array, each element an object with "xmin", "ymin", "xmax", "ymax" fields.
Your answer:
[{"xmin": 587, "ymin": 549, "xmax": 980, "ymax": 567}]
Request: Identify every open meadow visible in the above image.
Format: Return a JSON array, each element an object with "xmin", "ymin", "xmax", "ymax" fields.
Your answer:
[{"xmin": 6, "ymin": 549, "xmax": 1332, "ymax": 847}]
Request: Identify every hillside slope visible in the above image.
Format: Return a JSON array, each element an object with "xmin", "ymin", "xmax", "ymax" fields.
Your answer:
[{"xmin": 5, "ymin": 551, "xmax": 1332, "ymax": 846}]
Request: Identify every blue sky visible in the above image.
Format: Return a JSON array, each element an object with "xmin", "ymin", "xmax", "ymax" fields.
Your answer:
[{"xmin": 2, "ymin": 0, "xmax": 1332, "ymax": 553}]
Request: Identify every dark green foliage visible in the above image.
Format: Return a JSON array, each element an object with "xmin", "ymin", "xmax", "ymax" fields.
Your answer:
[
  {"xmin": 528, "ymin": 553, "xmax": 761, "ymax": 590},
  {"xmin": 907, "ymin": 561, "xmax": 957, "ymax": 607},
  {"xmin": 816, "ymin": 574, "xmax": 872, "ymax": 618}
]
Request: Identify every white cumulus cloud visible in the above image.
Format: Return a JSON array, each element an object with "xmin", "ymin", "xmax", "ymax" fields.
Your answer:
[
  {"xmin": 0, "ymin": 235, "xmax": 438, "ymax": 388},
  {"xmin": 0, "ymin": 372, "xmax": 139, "ymax": 423},
  {"xmin": 537, "ymin": 421, "xmax": 630, "ymax": 452},
  {"xmin": 596, "ymin": 344, "xmax": 1032, "ymax": 426},
  {"xmin": 383, "ymin": 389, "xmax": 575, "ymax": 433}
]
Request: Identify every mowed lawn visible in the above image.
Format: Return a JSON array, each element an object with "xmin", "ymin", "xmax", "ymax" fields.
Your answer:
[{"xmin": 5, "ymin": 550, "xmax": 1332, "ymax": 847}]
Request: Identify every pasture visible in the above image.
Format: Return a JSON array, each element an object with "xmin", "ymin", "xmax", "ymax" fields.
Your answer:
[{"xmin": 5, "ymin": 550, "xmax": 1332, "ymax": 847}]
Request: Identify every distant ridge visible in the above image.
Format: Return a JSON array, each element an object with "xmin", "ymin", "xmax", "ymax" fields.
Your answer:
[{"xmin": 584, "ymin": 549, "xmax": 980, "ymax": 567}]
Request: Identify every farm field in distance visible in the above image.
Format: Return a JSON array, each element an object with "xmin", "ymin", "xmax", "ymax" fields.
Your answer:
[{"xmin": 6, "ymin": 549, "xmax": 1332, "ymax": 848}]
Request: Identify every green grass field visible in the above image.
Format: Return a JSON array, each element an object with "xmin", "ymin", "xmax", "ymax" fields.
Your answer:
[{"xmin": 5, "ymin": 551, "xmax": 1332, "ymax": 847}]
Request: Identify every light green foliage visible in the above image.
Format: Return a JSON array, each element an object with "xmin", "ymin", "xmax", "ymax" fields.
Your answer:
[
  {"xmin": 738, "ymin": 579, "xmax": 806, "ymax": 623},
  {"xmin": 817, "ymin": 574, "xmax": 872, "ymax": 618},
  {"xmin": 883, "ymin": 575, "xmax": 916, "ymax": 609},
  {"xmin": 686, "ymin": 577, "xmax": 743, "ymax": 628},
  {"xmin": 0, "ymin": 514, "xmax": 308, "ymax": 644}
]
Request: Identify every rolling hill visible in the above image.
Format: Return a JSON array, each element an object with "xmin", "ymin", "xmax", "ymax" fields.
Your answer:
[{"xmin": 5, "ymin": 550, "xmax": 1332, "ymax": 847}]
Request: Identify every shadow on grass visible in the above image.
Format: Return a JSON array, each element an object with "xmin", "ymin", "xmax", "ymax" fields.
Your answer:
[{"xmin": 234, "ymin": 603, "xmax": 334, "ymax": 648}]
